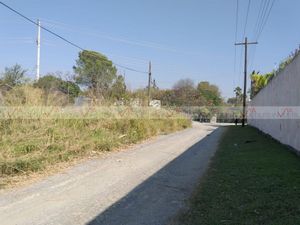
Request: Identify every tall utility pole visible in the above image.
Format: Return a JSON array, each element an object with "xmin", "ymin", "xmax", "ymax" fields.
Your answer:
[
  {"xmin": 36, "ymin": 19, "xmax": 41, "ymax": 80},
  {"xmin": 147, "ymin": 61, "xmax": 152, "ymax": 106},
  {"xmin": 235, "ymin": 37, "xmax": 258, "ymax": 127}
]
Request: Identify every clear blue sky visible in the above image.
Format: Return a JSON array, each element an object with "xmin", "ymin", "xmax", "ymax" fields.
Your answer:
[{"xmin": 0, "ymin": 0, "xmax": 299, "ymax": 98}]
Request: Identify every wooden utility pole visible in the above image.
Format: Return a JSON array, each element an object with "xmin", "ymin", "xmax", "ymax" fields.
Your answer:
[
  {"xmin": 235, "ymin": 37, "xmax": 258, "ymax": 127},
  {"xmin": 147, "ymin": 61, "xmax": 152, "ymax": 106}
]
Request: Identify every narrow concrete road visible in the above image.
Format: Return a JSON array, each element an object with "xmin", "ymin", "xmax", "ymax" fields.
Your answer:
[{"xmin": 0, "ymin": 123, "xmax": 226, "ymax": 225}]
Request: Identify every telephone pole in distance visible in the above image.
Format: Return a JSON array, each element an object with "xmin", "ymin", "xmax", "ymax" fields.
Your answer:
[{"xmin": 147, "ymin": 61, "xmax": 152, "ymax": 106}]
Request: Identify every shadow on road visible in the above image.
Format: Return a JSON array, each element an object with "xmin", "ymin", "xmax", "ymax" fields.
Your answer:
[{"xmin": 86, "ymin": 127, "xmax": 224, "ymax": 225}]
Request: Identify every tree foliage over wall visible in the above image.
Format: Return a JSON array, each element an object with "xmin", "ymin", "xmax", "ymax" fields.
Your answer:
[
  {"xmin": 250, "ymin": 46, "xmax": 300, "ymax": 98},
  {"xmin": 250, "ymin": 71, "xmax": 274, "ymax": 98}
]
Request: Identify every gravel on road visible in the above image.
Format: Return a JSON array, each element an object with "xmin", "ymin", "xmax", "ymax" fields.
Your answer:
[{"xmin": 0, "ymin": 122, "xmax": 226, "ymax": 225}]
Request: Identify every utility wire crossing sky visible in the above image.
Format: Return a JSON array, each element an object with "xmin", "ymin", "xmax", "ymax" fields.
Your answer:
[
  {"xmin": 0, "ymin": 1, "xmax": 149, "ymax": 75},
  {"xmin": 0, "ymin": 0, "xmax": 299, "ymax": 98}
]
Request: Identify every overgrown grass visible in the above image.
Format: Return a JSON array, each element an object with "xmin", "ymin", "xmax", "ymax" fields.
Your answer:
[
  {"xmin": 178, "ymin": 126, "xmax": 300, "ymax": 225},
  {"xmin": 0, "ymin": 107, "xmax": 191, "ymax": 187}
]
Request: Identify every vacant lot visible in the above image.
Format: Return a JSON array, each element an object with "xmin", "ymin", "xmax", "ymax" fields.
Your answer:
[
  {"xmin": 177, "ymin": 126, "xmax": 300, "ymax": 225},
  {"xmin": 0, "ymin": 106, "xmax": 190, "ymax": 188}
]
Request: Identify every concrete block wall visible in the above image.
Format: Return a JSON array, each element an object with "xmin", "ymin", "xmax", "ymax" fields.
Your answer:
[{"xmin": 248, "ymin": 53, "xmax": 300, "ymax": 152}]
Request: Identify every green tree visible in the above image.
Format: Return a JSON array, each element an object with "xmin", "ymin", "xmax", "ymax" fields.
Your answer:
[
  {"xmin": 231, "ymin": 86, "xmax": 242, "ymax": 106},
  {"xmin": 0, "ymin": 64, "xmax": 26, "ymax": 89},
  {"xmin": 152, "ymin": 89, "xmax": 176, "ymax": 106},
  {"xmin": 172, "ymin": 79, "xmax": 197, "ymax": 106},
  {"xmin": 227, "ymin": 97, "xmax": 237, "ymax": 105},
  {"xmin": 234, "ymin": 86, "xmax": 242, "ymax": 97},
  {"xmin": 152, "ymin": 79, "xmax": 223, "ymax": 107},
  {"xmin": 73, "ymin": 50, "xmax": 117, "ymax": 98},
  {"xmin": 34, "ymin": 74, "xmax": 80, "ymax": 102},
  {"xmin": 197, "ymin": 81, "xmax": 222, "ymax": 106},
  {"xmin": 250, "ymin": 71, "xmax": 274, "ymax": 98},
  {"xmin": 34, "ymin": 74, "xmax": 60, "ymax": 91},
  {"xmin": 60, "ymin": 80, "xmax": 81, "ymax": 100},
  {"xmin": 110, "ymin": 75, "xmax": 127, "ymax": 100}
]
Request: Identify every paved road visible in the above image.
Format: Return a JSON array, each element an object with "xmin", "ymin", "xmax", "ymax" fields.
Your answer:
[{"xmin": 0, "ymin": 123, "xmax": 226, "ymax": 225}]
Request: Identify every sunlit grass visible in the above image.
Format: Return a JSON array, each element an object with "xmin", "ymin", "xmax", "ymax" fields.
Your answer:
[
  {"xmin": 0, "ymin": 107, "xmax": 191, "ymax": 183},
  {"xmin": 178, "ymin": 126, "xmax": 300, "ymax": 225}
]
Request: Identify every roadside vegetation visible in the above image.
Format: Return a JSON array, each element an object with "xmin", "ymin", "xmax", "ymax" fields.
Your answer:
[
  {"xmin": 0, "ymin": 49, "xmax": 242, "ymax": 187},
  {"xmin": 177, "ymin": 126, "xmax": 300, "ymax": 225},
  {"xmin": 0, "ymin": 50, "xmax": 193, "ymax": 188},
  {"xmin": 0, "ymin": 87, "xmax": 190, "ymax": 187},
  {"xmin": 0, "ymin": 104, "xmax": 190, "ymax": 187}
]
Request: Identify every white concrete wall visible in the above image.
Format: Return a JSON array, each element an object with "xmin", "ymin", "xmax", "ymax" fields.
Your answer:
[{"xmin": 248, "ymin": 53, "xmax": 300, "ymax": 152}]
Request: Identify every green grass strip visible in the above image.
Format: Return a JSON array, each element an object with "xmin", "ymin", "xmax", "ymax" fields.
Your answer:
[{"xmin": 179, "ymin": 126, "xmax": 300, "ymax": 225}]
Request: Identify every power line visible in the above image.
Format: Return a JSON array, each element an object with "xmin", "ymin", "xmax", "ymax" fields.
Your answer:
[
  {"xmin": 252, "ymin": 0, "xmax": 266, "ymax": 40},
  {"xmin": 255, "ymin": 0, "xmax": 270, "ymax": 40},
  {"xmin": 236, "ymin": 0, "xmax": 252, "ymax": 90},
  {"xmin": 242, "ymin": 0, "xmax": 251, "ymax": 39},
  {"xmin": 256, "ymin": 0, "xmax": 276, "ymax": 40},
  {"xmin": 41, "ymin": 18, "xmax": 199, "ymax": 56},
  {"xmin": 235, "ymin": 0, "xmax": 239, "ymax": 43},
  {"xmin": 249, "ymin": 0, "xmax": 267, "ymax": 70},
  {"xmin": 249, "ymin": 0, "xmax": 276, "ymax": 72},
  {"xmin": 233, "ymin": 0, "xmax": 239, "ymax": 89},
  {"xmin": 253, "ymin": 0, "xmax": 276, "ymax": 41},
  {"xmin": 248, "ymin": 0, "xmax": 265, "ymax": 71},
  {"xmin": 0, "ymin": 1, "xmax": 84, "ymax": 50},
  {"xmin": 0, "ymin": 1, "xmax": 148, "ymax": 74},
  {"xmin": 114, "ymin": 63, "xmax": 148, "ymax": 74}
]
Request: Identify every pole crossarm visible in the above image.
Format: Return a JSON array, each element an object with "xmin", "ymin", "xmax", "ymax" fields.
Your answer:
[{"xmin": 235, "ymin": 42, "xmax": 258, "ymax": 45}]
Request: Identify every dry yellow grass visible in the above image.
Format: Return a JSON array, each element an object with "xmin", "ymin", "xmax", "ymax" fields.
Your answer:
[{"xmin": 0, "ymin": 87, "xmax": 191, "ymax": 188}]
